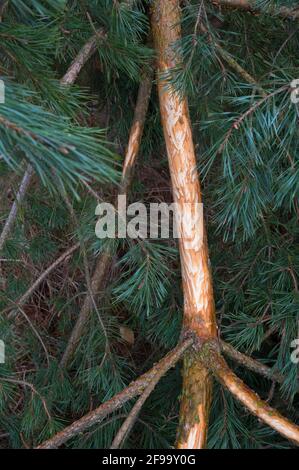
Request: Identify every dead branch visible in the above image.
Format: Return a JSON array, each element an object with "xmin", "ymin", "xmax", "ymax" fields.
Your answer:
[
  {"xmin": 110, "ymin": 358, "xmax": 167, "ymax": 448},
  {"xmin": 0, "ymin": 165, "xmax": 34, "ymax": 252}
]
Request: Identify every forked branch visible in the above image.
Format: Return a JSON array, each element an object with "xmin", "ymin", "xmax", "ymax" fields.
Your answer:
[{"xmin": 37, "ymin": 337, "xmax": 299, "ymax": 449}]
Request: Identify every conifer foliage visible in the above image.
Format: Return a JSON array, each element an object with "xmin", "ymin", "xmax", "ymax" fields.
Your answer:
[{"xmin": 0, "ymin": 0, "xmax": 298, "ymax": 449}]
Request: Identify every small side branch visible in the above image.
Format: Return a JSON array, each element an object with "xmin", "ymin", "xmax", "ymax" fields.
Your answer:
[
  {"xmin": 37, "ymin": 337, "xmax": 193, "ymax": 449},
  {"xmin": 110, "ymin": 356, "xmax": 166, "ymax": 448},
  {"xmin": 151, "ymin": 0, "xmax": 217, "ymax": 449},
  {"xmin": 60, "ymin": 30, "xmax": 106, "ymax": 86}
]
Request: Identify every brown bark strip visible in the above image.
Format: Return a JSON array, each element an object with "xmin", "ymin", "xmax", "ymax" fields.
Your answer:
[
  {"xmin": 151, "ymin": 0, "xmax": 217, "ymax": 449},
  {"xmin": 37, "ymin": 337, "xmax": 194, "ymax": 449},
  {"xmin": 210, "ymin": 0, "xmax": 299, "ymax": 19},
  {"xmin": 201, "ymin": 342, "xmax": 299, "ymax": 445},
  {"xmin": 121, "ymin": 72, "xmax": 153, "ymax": 192},
  {"xmin": 60, "ymin": 71, "xmax": 153, "ymax": 368}
]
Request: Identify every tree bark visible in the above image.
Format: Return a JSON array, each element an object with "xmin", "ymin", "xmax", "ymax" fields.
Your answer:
[{"xmin": 151, "ymin": 0, "xmax": 217, "ymax": 449}]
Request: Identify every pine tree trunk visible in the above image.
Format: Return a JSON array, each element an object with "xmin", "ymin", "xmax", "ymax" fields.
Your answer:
[{"xmin": 151, "ymin": 0, "xmax": 217, "ymax": 449}]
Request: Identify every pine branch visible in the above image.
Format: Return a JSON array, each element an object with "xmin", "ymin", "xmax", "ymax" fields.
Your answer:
[
  {"xmin": 151, "ymin": 0, "xmax": 217, "ymax": 449},
  {"xmin": 60, "ymin": 30, "xmax": 106, "ymax": 86},
  {"xmin": 218, "ymin": 86, "xmax": 287, "ymax": 154},
  {"xmin": 36, "ymin": 337, "xmax": 194, "ymax": 449},
  {"xmin": 37, "ymin": 335, "xmax": 299, "ymax": 449},
  {"xmin": 0, "ymin": 31, "xmax": 107, "ymax": 253},
  {"xmin": 210, "ymin": 0, "xmax": 299, "ymax": 19},
  {"xmin": 60, "ymin": 70, "xmax": 153, "ymax": 368},
  {"xmin": 201, "ymin": 341, "xmax": 299, "ymax": 446}
]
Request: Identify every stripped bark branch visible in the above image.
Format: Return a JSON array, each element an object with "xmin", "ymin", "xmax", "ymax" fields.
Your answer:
[
  {"xmin": 36, "ymin": 337, "xmax": 194, "ymax": 449},
  {"xmin": 60, "ymin": 70, "xmax": 153, "ymax": 368},
  {"xmin": 201, "ymin": 341, "xmax": 299, "ymax": 445},
  {"xmin": 151, "ymin": 0, "xmax": 217, "ymax": 449}
]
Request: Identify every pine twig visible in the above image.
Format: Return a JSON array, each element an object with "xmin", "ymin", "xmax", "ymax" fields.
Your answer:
[
  {"xmin": 60, "ymin": 30, "xmax": 106, "ymax": 86},
  {"xmin": 8, "ymin": 243, "xmax": 80, "ymax": 314},
  {"xmin": 36, "ymin": 337, "xmax": 194, "ymax": 449},
  {"xmin": 60, "ymin": 70, "xmax": 153, "ymax": 368},
  {"xmin": 2, "ymin": 377, "xmax": 51, "ymax": 422},
  {"xmin": 197, "ymin": 19, "xmax": 265, "ymax": 95}
]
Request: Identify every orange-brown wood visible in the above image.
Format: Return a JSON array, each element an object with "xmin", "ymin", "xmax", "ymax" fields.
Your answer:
[
  {"xmin": 204, "ymin": 343, "xmax": 299, "ymax": 445},
  {"xmin": 151, "ymin": 0, "xmax": 217, "ymax": 449}
]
